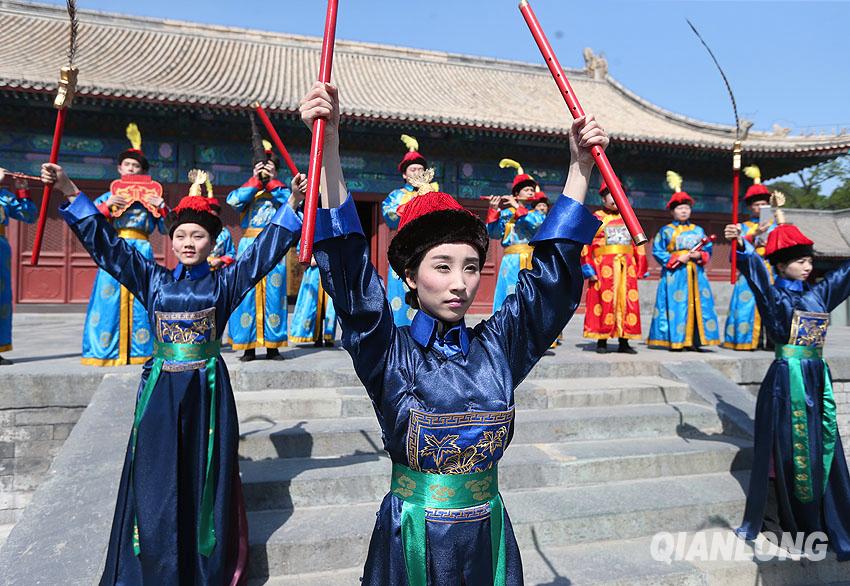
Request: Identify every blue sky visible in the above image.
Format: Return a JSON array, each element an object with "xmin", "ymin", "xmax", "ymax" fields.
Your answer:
[
  {"xmin": 42, "ymin": 0, "xmax": 849, "ymax": 191},
  {"xmin": 44, "ymin": 0, "xmax": 849, "ymax": 135}
]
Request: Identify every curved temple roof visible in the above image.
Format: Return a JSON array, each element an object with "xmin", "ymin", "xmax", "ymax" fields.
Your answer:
[{"xmin": 1, "ymin": 0, "xmax": 849, "ymax": 157}]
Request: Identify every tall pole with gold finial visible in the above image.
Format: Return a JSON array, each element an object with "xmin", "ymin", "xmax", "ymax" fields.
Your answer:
[{"xmin": 32, "ymin": 0, "xmax": 79, "ymax": 266}]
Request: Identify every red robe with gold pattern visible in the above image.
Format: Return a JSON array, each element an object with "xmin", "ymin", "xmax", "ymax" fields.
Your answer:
[{"xmin": 581, "ymin": 209, "xmax": 648, "ymax": 340}]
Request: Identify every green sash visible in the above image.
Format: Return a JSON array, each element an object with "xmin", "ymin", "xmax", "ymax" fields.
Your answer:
[
  {"xmin": 131, "ymin": 339, "xmax": 221, "ymax": 557},
  {"xmin": 775, "ymin": 344, "xmax": 837, "ymax": 503},
  {"xmin": 390, "ymin": 463, "xmax": 506, "ymax": 586}
]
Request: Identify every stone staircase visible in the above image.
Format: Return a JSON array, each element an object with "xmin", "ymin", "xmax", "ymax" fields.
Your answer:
[{"xmin": 234, "ymin": 358, "xmax": 760, "ymax": 585}]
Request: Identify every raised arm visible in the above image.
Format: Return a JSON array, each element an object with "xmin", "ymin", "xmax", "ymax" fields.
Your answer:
[
  {"xmin": 482, "ymin": 115, "xmax": 605, "ymax": 385},
  {"xmin": 44, "ymin": 164, "xmax": 165, "ymax": 306},
  {"xmin": 301, "ymin": 81, "xmax": 395, "ymax": 402},
  {"xmin": 725, "ymin": 224, "xmax": 778, "ymax": 324},
  {"xmin": 223, "ymin": 174, "xmax": 306, "ymax": 312},
  {"xmin": 812, "ymin": 259, "xmax": 850, "ymax": 312},
  {"xmin": 382, "ymin": 189, "xmax": 405, "ymax": 229},
  {"xmin": 226, "ymin": 163, "xmax": 268, "ymax": 212}
]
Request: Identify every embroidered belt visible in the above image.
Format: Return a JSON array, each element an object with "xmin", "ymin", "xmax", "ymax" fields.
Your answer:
[
  {"xmin": 131, "ymin": 339, "xmax": 221, "ymax": 557},
  {"xmin": 775, "ymin": 344, "xmax": 836, "ymax": 504},
  {"xmin": 243, "ymin": 227, "xmax": 263, "ymax": 238},
  {"xmin": 0, "ymin": 225, "xmax": 5, "ymax": 238},
  {"xmin": 504, "ymin": 243, "xmax": 534, "ymax": 271},
  {"xmin": 117, "ymin": 228, "xmax": 149, "ymax": 241},
  {"xmin": 593, "ymin": 244, "xmax": 632, "ymax": 257},
  {"xmin": 390, "ymin": 463, "xmax": 506, "ymax": 586}
]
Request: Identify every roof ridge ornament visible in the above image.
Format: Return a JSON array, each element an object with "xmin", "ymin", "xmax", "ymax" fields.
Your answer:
[{"xmin": 582, "ymin": 48, "xmax": 607, "ymax": 81}]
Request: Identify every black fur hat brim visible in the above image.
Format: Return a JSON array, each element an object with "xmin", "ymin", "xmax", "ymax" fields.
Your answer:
[
  {"xmin": 388, "ymin": 210, "xmax": 489, "ymax": 277},
  {"xmin": 167, "ymin": 209, "xmax": 223, "ymax": 242},
  {"xmin": 768, "ymin": 244, "xmax": 814, "ymax": 266},
  {"xmin": 118, "ymin": 149, "xmax": 150, "ymax": 172}
]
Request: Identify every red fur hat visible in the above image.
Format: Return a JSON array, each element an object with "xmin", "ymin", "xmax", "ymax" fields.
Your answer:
[
  {"xmin": 745, "ymin": 184, "xmax": 771, "ymax": 204},
  {"xmin": 398, "ymin": 134, "xmax": 427, "ymax": 174},
  {"xmin": 666, "ymin": 192, "xmax": 694, "ymax": 210},
  {"xmin": 765, "ymin": 224, "xmax": 814, "ymax": 264},
  {"xmin": 167, "ymin": 172, "xmax": 222, "ymax": 239},
  {"xmin": 388, "ymin": 190, "xmax": 488, "ymax": 277}
]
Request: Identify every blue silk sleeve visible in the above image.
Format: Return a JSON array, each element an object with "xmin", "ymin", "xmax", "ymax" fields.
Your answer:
[
  {"xmin": 652, "ymin": 227, "xmax": 672, "ymax": 265},
  {"xmin": 226, "ymin": 184, "xmax": 258, "ymax": 212},
  {"xmin": 812, "ymin": 259, "xmax": 850, "ymax": 312},
  {"xmin": 381, "ymin": 190, "xmax": 403, "ymax": 229},
  {"xmin": 736, "ymin": 242, "xmax": 779, "ymax": 326},
  {"xmin": 313, "ymin": 195, "xmax": 396, "ymax": 403},
  {"xmin": 60, "ymin": 193, "xmax": 168, "ymax": 308},
  {"xmin": 0, "ymin": 190, "xmax": 37, "ymax": 223},
  {"xmin": 482, "ymin": 195, "xmax": 601, "ymax": 385},
  {"xmin": 221, "ymin": 204, "xmax": 302, "ymax": 312}
]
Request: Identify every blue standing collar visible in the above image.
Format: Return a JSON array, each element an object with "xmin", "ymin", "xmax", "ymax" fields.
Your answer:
[
  {"xmin": 173, "ymin": 262, "xmax": 211, "ymax": 281},
  {"xmin": 410, "ymin": 310, "xmax": 470, "ymax": 357}
]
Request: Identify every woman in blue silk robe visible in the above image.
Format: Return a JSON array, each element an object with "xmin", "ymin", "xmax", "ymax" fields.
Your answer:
[
  {"xmin": 226, "ymin": 160, "xmax": 292, "ymax": 360},
  {"xmin": 83, "ymin": 188, "xmax": 166, "ymax": 366},
  {"xmin": 382, "ymin": 183, "xmax": 419, "ymax": 326},
  {"xmin": 723, "ymin": 189, "xmax": 777, "ymax": 350},
  {"xmin": 45, "ymin": 163, "xmax": 305, "ymax": 584},
  {"xmin": 728, "ymin": 222, "xmax": 850, "ymax": 560},
  {"xmin": 289, "ymin": 255, "xmax": 337, "ymax": 345},
  {"xmin": 487, "ymin": 194, "xmax": 548, "ymax": 313},
  {"xmin": 301, "ymin": 82, "xmax": 606, "ymax": 585},
  {"xmin": 0, "ymin": 183, "xmax": 37, "ymax": 364},
  {"xmin": 647, "ymin": 191, "xmax": 720, "ymax": 350}
]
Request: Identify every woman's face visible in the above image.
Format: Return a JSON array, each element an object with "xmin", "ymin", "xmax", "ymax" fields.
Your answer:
[
  {"xmin": 672, "ymin": 204, "xmax": 691, "ymax": 223},
  {"xmin": 172, "ymin": 223, "xmax": 213, "ymax": 266},
  {"xmin": 777, "ymin": 256, "xmax": 812, "ymax": 281},
  {"xmin": 403, "ymin": 163, "xmax": 425, "ymax": 183},
  {"xmin": 404, "ymin": 242, "xmax": 481, "ymax": 323}
]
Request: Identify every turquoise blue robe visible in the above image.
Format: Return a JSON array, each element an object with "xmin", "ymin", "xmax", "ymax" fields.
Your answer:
[
  {"xmin": 289, "ymin": 264, "xmax": 337, "ymax": 343},
  {"xmin": 225, "ymin": 177, "xmax": 292, "ymax": 350},
  {"xmin": 0, "ymin": 188, "xmax": 36, "ymax": 352},
  {"xmin": 647, "ymin": 221, "xmax": 721, "ymax": 349},
  {"xmin": 382, "ymin": 185, "xmax": 417, "ymax": 326},
  {"xmin": 81, "ymin": 192, "xmax": 165, "ymax": 365},
  {"xmin": 210, "ymin": 228, "xmax": 235, "ymax": 267},
  {"xmin": 487, "ymin": 207, "xmax": 547, "ymax": 312},
  {"xmin": 724, "ymin": 219, "xmax": 777, "ymax": 350}
]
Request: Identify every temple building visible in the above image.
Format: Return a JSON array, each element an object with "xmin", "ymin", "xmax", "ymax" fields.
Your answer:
[{"xmin": 2, "ymin": 1, "xmax": 848, "ymax": 311}]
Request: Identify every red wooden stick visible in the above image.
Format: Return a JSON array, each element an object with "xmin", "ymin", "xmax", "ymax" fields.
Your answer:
[
  {"xmin": 31, "ymin": 107, "xmax": 67, "ymax": 265},
  {"xmin": 254, "ymin": 103, "xmax": 300, "ymax": 177},
  {"xmin": 299, "ymin": 0, "xmax": 339, "ymax": 265},
  {"xmin": 518, "ymin": 0, "xmax": 647, "ymax": 246},
  {"xmin": 730, "ymin": 141, "xmax": 741, "ymax": 283}
]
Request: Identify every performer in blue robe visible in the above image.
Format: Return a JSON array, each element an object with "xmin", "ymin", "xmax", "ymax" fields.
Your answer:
[
  {"xmin": 724, "ymin": 167, "xmax": 777, "ymax": 350},
  {"xmin": 226, "ymin": 149, "xmax": 292, "ymax": 361},
  {"xmin": 289, "ymin": 255, "xmax": 337, "ymax": 346},
  {"xmin": 44, "ymin": 162, "xmax": 305, "ymax": 584},
  {"xmin": 382, "ymin": 134, "xmax": 432, "ymax": 326},
  {"xmin": 487, "ymin": 159, "xmax": 546, "ymax": 313},
  {"xmin": 647, "ymin": 172, "xmax": 720, "ymax": 350},
  {"xmin": 0, "ymin": 181, "xmax": 37, "ymax": 364},
  {"xmin": 300, "ymin": 82, "xmax": 606, "ymax": 585},
  {"xmin": 727, "ymin": 220, "xmax": 850, "ymax": 560},
  {"xmin": 83, "ymin": 125, "xmax": 165, "ymax": 366},
  {"xmin": 487, "ymin": 192, "xmax": 549, "ymax": 313}
]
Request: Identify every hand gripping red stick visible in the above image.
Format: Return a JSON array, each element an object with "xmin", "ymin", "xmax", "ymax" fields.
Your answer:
[
  {"xmin": 730, "ymin": 141, "xmax": 741, "ymax": 284},
  {"xmin": 669, "ymin": 234, "xmax": 716, "ymax": 270},
  {"xmin": 518, "ymin": 0, "xmax": 647, "ymax": 246},
  {"xmin": 253, "ymin": 103, "xmax": 300, "ymax": 177},
  {"xmin": 299, "ymin": 0, "xmax": 339, "ymax": 265}
]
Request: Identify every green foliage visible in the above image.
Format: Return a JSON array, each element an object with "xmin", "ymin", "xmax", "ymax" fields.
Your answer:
[{"xmin": 766, "ymin": 154, "xmax": 850, "ymax": 210}]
